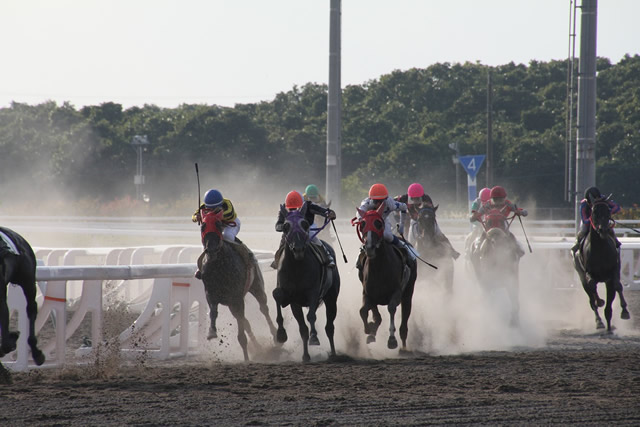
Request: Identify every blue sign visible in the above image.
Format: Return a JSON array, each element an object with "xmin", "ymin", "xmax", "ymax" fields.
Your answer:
[{"xmin": 458, "ymin": 155, "xmax": 486, "ymax": 179}]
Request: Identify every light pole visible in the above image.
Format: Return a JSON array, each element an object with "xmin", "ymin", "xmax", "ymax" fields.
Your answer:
[{"xmin": 131, "ymin": 135, "xmax": 150, "ymax": 201}]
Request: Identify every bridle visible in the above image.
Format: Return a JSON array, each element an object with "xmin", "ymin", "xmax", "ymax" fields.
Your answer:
[{"xmin": 201, "ymin": 210, "xmax": 225, "ymax": 252}]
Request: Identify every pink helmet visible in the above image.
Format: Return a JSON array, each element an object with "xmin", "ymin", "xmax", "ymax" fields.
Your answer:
[
  {"xmin": 407, "ymin": 183, "xmax": 424, "ymax": 198},
  {"xmin": 479, "ymin": 187, "xmax": 491, "ymax": 203}
]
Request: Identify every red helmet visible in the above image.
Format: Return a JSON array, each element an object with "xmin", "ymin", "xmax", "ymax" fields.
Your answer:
[
  {"xmin": 369, "ymin": 183, "xmax": 388, "ymax": 200},
  {"xmin": 479, "ymin": 187, "xmax": 491, "ymax": 203},
  {"xmin": 285, "ymin": 191, "xmax": 303, "ymax": 209},
  {"xmin": 407, "ymin": 183, "xmax": 424, "ymax": 198},
  {"xmin": 490, "ymin": 186, "xmax": 507, "ymax": 199}
]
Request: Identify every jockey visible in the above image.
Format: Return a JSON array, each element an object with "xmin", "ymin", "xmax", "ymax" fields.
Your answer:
[
  {"xmin": 303, "ymin": 184, "xmax": 333, "ymax": 241},
  {"xmin": 465, "ymin": 187, "xmax": 492, "ymax": 254},
  {"xmin": 192, "ymin": 189, "xmax": 241, "ymax": 242},
  {"xmin": 303, "ymin": 184, "xmax": 328, "ymax": 207},
  {"xmin": 192, "ymin": 189, "xmax": 250, "ymax": 279},
  {"xmin": 272, "ymin": 190, "xmax": 337, "ymax": 268},
  {"xmin": 394, "ymin": 182, "xmax": 459, "ymax": 259},
  {"xmin": 571, "ymin": 186, "xmax": 621, "ymax": 253},
  {"xmin": 358, "ymin": 183, "xmax": 415, "ymax": 260},
  {"xmin": 470, "ymin": 187, "xmax": 492, "ymax": 217},
  {"xmin": 471, "ymin": 185, "xmax": 528, "ymax": 257}
]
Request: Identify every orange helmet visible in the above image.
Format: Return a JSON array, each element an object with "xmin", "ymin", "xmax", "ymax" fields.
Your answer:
[
  {"xmin": 490, "ymin": 186, "xmax": 507, "ymax": 199},
  {"xmin": 285, "ymin": 191, "xmax": 304, "ymax": 209},
  {"xmin": 368, "ymin": 183, "xmax": 388, "ymax": 200}
]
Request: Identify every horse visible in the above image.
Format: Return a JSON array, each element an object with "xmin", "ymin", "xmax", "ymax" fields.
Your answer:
[
  {"xmin": 572, "ymin": 198, "xmax": 630, "ymax": 331},
  {"xmin": 468, "ymin": 209, "xmax": 521, "ymax": 326},
  {"xmin": 199, "ymin": 211, "xmax": 277, "ymax": 361},
  {"xmin": 352, "ymin": 203, "xmax": 417, "ymax": 350},
  {"xmin": 0, "ymin": 227, "xmax": 45, "ymax": 366},
  {"xmin": 272, "ymin": 204, "xmax": 340, "ymax": 362},
  {"xmin": 409, "ymin": 205, "xmax": 454, "ymax": 293}
]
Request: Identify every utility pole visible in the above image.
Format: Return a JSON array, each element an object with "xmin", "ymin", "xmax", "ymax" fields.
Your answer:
[
  {"xmin": 325, "ymin": 0, "xmax": 342, "ymax": 211},
  {"xmin": 486, "ymin": 69, "xmax": 493, "ymax": 188},
  {"xmin": 575, "ymin": 0, "xmax": 598, "ymax": 230}
]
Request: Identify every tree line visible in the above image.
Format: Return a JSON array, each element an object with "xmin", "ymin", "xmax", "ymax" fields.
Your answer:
[{"xmin": 0, "ymin": 55, "xmax": 638, "ymax": 215}]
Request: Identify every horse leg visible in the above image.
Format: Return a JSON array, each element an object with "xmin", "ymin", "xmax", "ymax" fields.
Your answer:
[
  {"xmin": 207, "ymin": 300, "xmax": 219, "ymax": 340},
  {"xmin": 290, "ymin": 304, "xmax": 310, "ymax": 362},
  {"xmin": 614, "ymin": 281, "xmax": 631, "ymax": 320},
  {"xmin": 273, "ymin": 299, "xmax": 287, "ymax": 344},
  {"xmin": 359, "ymin": 297, "xmax": 381, "ymax": 344},
  {"xmin": 0, "ymin": 285, "xmax": 19, "ymax": 357},
  {"xmin": 22, "ymin": 283, "xmax": 45, "ymax": 365},
  {"xmin": 249, "ymin": 277, "xmax": 278, "ymax": 340},
  {"xmin": 387, "ymin": 304, "xmax": 398, "ymax": 350},
  {"xmin": 399, "ymin": 288, "xmax": 414, "ymax": 350},
  {"xmin": 228, "ymin": 301, "xmax": 249, "ymax": 362},
  {"xmin": 604, "ymin": 281, "xmax": 617, "ymax": 333},
  {"xmin": 306, "ymin": 303, "xmax": 320, "ymax": 346},
  {"xmin": 324, "ymin": 287, "xmax": 338, "ymax": 358}
]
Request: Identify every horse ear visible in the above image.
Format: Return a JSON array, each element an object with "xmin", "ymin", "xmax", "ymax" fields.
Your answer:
[
  {"xmin": 280, "ymin": 203, "xmax": 288, "ymax": 217},
  {"xmin": 376, "ymin": 202, "xmax": 385, "ymax": 214},
  {"xmin": 434, "ymin": 204, "xmax": 439, "ymax": 211},
  {"xmin": 357, "ymin": 207, "xmax": 365, "ymax": 217}
]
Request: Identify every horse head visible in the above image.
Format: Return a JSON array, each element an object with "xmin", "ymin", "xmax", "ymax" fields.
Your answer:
[
  {"xmin": 415, "ymin": 205, "xmax": 438, "ymax": 240},
  {"xmin": 201, "ymin": 209, "xmax": 225, "ymax": 257},
  {"xmin": 282, "ymin": 203, "xmax": 311, "ymax": 261},
  {"xmin": 590, "ymin": 199, "xmax": 612, "ymax": 240},
  {"xmin": 356, "ymin": 203, "xmax": 386, "ymax": 259}
]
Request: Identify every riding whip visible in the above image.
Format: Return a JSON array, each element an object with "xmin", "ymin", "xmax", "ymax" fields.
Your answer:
[
  {"xmin": 396, "ymin": 224, "xmax": 438, "ymax": 270},
  {"xmin": 515, "ymin": 205, "xmax": 532, "ymax": 253},
  {"xmin": 195, "ymin": 163, "xmax": 202, "ymax": 225},
  {"xmin": 331, "ymin": 220, "xmax": 348, "ymax": 264}
]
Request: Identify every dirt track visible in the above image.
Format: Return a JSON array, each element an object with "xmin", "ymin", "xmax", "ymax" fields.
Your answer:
[{"xmin": 1, "ymin": 338, "xmax": 639, "ymax": 426}]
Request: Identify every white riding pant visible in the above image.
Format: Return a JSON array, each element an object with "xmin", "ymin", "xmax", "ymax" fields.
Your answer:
[{"xmin": 222, "ymin": 218, "xmax": 241, "ymax": 242}]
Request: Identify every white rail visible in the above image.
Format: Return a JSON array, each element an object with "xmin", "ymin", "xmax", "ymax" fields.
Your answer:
[{"xmin": 3, "ymin": 238, "xmax": 640, "ymax": 372}]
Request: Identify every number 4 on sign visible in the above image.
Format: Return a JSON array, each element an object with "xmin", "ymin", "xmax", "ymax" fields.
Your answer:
[{"xmin": 458, "ymin": 155, "xmax": 485, "ymax": 179}]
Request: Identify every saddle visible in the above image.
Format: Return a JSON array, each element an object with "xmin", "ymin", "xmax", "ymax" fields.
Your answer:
[{"xmin": 309, "ymin": 241, "xmax": 335, "ymax": 301}]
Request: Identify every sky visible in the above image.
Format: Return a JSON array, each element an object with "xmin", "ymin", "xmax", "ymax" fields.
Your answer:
[{"xmin": 1, "ymin": 0, "xmax": 639, "ymax": 110}]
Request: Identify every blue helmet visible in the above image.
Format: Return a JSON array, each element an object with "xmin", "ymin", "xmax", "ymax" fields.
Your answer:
[{"xmin": 204, "ymin": 189, "xmax": 223, "ymax": 208}]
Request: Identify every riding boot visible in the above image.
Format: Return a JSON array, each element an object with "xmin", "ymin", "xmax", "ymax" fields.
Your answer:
[
  {"xmin": 322, "ymin": 243, "xmax": 336, "ymax": 267},
  {"xmin": 195, "ymin": 251, "xmax": 205, "ymax": 279},
  {"xmin": 392, "ymin": 235, "xmax": 416, "ymax": 261},
  {"xmin": 355, "ymin": 246, "xmax": 365, "ymax": 270},
  {"xmin": 571, "ymin": 230, "xmax": 587, "ymax": 254}
]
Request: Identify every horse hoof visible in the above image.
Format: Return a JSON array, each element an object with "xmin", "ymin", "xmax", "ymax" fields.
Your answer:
[
  {"xmin": 387, "ymin": 337, "xmax": 398, "ymax": 350},
  {"xmin": 276, "ymin": 329, "xmax": 288, "ymax": 344},
  {"xmin": 302, "ymin": 354, "xmax": 311, "ymax": 363},
  {"xmin": 207, "ymin": 328, "xmax": 218, "ymax": 340},
  {"xmin": 596, "ymin": 321, "xmax": 605, "ymax": 330},
  {"xmin": 366, "ymin": 335, "xmax": 376, "ymax": 344},
  {"xmin": 309, "ymin": 335, "xmax": 320, "ymax": 346},
  {"xmin": 621, "ymin": 310, "xmax": 631, "ymax": 320},
  {"xmin": 32, "ymin": 350, "xmax": 46, "ymax": 366}
]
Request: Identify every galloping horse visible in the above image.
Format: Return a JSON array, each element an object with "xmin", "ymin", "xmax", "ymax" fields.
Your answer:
[
  {"xmin": 410, "ymin": 205, "xmax": 454, "ymax": 293},
  {"xmin": 352, "ymin": 203, "xmax": 417, "ymax": 350},
  {"xmin": 199, "ymin": 211, "xmax": 277, "ymax": 361},
  {"xmin": 272, "ymin": 204, "xmax": 340, "ymax": 362},
  {"xmin": 572, "ymin": 198, "xmax": 630, "ymax": 331},
  {"xmin": 0, "ymin": 227, "xmax": 45, "ymax": 366},
  {"xmin": 469, "ymin": 209, "xmax": 521, "ymax": 326}
]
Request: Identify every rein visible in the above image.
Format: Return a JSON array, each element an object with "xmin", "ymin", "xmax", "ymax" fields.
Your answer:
[
  {"xmin": 481, "ymin": 208, "xmax": 515, "ymax": 233},
  {"xmin": 309, "ymin": 216, "xmax": 330, "ymax": 241},
  {"xmin": 351, "ymin": 211, "xmax": 385, "ymax": 244}
]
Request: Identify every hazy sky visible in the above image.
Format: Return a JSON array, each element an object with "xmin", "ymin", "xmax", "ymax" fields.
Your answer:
[{"xmin": 1, "ymin": 0, "xmax": 638, "ymax": 109}]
